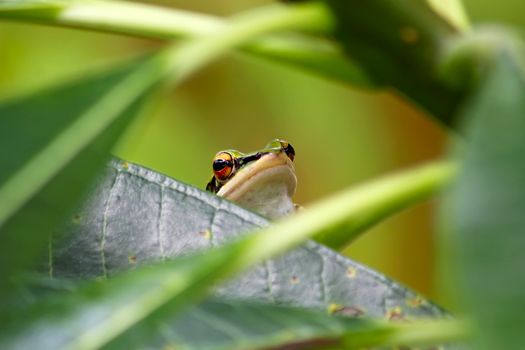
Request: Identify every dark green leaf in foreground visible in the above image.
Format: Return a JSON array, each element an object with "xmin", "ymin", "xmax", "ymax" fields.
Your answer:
[
  {"xmin": 322, "ymin": 0, "xmax": 463, "ymax": 125},
  {"xmin": 1, "ymin": 276, "xmax": 466, "ymax": 350},
  {"xmin": 0, "ymin": 53, "xmax": 162, "ymax": 294},
  {"xmin": 448, "ymin": 45, "xmax": 525, "ymax": 349},
  {"xmin": 0, "ymin": 249, "xmax": 240, "ymax": 350}
]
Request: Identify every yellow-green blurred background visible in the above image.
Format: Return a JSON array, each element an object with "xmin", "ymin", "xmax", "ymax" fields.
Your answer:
[{"xmin": 1, "ymin": 0, "xmax": 523, "ymax": 306}]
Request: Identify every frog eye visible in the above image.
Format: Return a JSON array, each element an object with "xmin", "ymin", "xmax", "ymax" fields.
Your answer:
[{"xmin": 212, "ymin": 152, "xmax": 235, "ymax": 181}]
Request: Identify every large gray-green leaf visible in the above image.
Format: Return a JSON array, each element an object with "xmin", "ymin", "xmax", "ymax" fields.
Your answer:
[
  {"xmin": 0, "ymin": 159, "xmax": 462, "ymax": 349},
  {"xmin": 448, "ymin": 46, "xmax": 525, "ymax": 349},
  {"xmin": 53, "ymin": 159, "xmax": 449, "ymax": 318},
  {"xmin": 0, "ymin": 54, "xmax": 161, "ymax": 294}
]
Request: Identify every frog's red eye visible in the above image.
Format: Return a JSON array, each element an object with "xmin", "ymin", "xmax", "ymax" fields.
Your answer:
[{"xmin": 213, "ymin": 152, "xmax": 234, "ymax": 181}]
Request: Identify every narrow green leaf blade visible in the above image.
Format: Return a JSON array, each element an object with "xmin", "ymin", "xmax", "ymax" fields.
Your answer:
[
  {"xmin": 0, "ymin": 0, "xmax": 371, "ymax": 88},
  {"xmin": 244, "ymin": 34, "xmax": 372, "ymax": 88},
  {"xmin": 425, "ymin": 0, "xmax": 470, "ymax": 31},
  {"xmin": 449, "ymin": 49, "xmax": 525, "ymax": 349},
  {"xmin": 0, "ymin": 54, "xmax": 162, "ymax": 292}
]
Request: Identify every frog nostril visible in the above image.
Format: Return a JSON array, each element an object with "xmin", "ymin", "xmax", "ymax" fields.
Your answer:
[{"xmin": 284, "ymin": 143, "xmax": 295, "ymax": 162}]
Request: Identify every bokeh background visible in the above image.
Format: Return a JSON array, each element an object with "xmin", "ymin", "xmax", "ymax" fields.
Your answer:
[{"xmin": 1, "ymin": 0, "xmax": 523, "ymax": 307}]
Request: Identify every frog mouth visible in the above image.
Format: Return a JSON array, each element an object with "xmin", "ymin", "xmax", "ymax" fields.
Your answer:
[{"xmin": 217, "ymin": 151, "xmax": 297, "ymax": 203}]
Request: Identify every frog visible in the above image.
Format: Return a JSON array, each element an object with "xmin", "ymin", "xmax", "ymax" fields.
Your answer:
[{"xmin": 206, "ymin": 139, "xmax": 297, "ymax": 220}]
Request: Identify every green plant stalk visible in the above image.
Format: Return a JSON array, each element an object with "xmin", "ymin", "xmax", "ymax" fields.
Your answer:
[
  {"xmin": 341, "ymin": 318, "xmax": 469, "ymax": 349},
  {"xmin": 0, "ymin": 0, "xmax": 371, "ymax": 87},
  {"xmin": 0, "ymin": 0, "xmax": 331, "ymax": 38},
  {"xmin": 314, "ymin": 161, "xmax": 457, "ymax": 250},
  {"xmin": 157, "ymin": 2, "xmax": 333, "ymax": 85}
]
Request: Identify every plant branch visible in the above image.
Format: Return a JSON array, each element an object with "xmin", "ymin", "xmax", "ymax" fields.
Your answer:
[
  {"xmin": 313, "ymin": 160, "xmax": 457, "ymax": 250},
  {"xmin": 0, "ymin": 0, "xmax": 371, "ymax": 87}
]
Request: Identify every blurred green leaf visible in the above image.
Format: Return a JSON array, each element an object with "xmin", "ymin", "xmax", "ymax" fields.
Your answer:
[
  {"xmin": 314, "ymin": 161, "xmax": 456, "ymax": 250},
  {"xmin": 449, "ymin": 47, "xmax": 525, "ymax": 349},
  {"xmin": 0, "ymin": 249, "xmax": 239, "ymax": 350},
  {"xmin": 1, "ymin": 275, "xmax": 467, "ymax": 350},
  {"xmin": 0, "ymin": 0, "xmax": 371, "ymax": 88},
  {"xmin": 426, "ymin": 0, "xmax": 470, "ymax": 31},
  {"xmin": 322, "ymin": 0, "xmax": 464, "ymax": 125},
  {"xmin": 244, "ymin": 33, "xmax": 371, "ymax": 87},
  {"xmin": 0, "ymin": 0, "xmax": 63, "ymax": 13},
  {"xmin": 0, "ymin": 53, "xmax": 163, "ymax": 294}
]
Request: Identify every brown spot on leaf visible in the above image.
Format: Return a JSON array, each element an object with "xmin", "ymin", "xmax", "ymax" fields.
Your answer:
[
  {"xmin": 346, "ymin": 266, "xmax": 357, "ymax": 278},
  {"xmin": 400, "ymin": 26, "xmax": 419, "ymax": 44},
  {"xmin": 327, "ymin": 303, "xmax": 365, "ymax": 317},
  {"xmin": 332, "ymin": 305, "xmax": 365, "ymax": 317},
  {"xmin": 385, "ymin": 306, "xmax": 405, "ymax": 321},
  {"xmin": 72, "ymin": 214, "xmax": 82, "ymax": 224},
  {"xmin": 199, "ymin": 229, "xmax": 211, "ymax": 240},
  {"xmin": 290, "ymin": 275, "xmax": 300, "ymax": 284},
  {"xmin": 406, "ymin": 295, "xmax": 424, "ymax": 308},
  {"xmin": 128, "ymin": 255, "xmax": 137, "ymax": 264}
]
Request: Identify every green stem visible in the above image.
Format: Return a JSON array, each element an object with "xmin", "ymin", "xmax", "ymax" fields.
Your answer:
[
  {"xmin": 344, "ymin": 318, "xmax": 470, "ymax": 349},
  {"xmin": 0, "ymin": 0, "xmax": 227, "ymax": 38},
  {"xmin": 0, "ymin": 0, "xmax": 370, "ymax": 87},
  {"xmin": 157, "ymin": 2, "xmax": 333, "ymax": 85},
  {"xmin": 0, "ymin": 0, "xmax": 331, "ymax": 37},
  {"xmin": 0, "ymin": 0, "xmax": 332, "ymax": 39},
  {"xmin": 234, "ymin": 160, "xmax": 457, "ymax": 268},
  {"xmin": 312, "ymin": 160, "xmax": 457, "ymax": 250}
]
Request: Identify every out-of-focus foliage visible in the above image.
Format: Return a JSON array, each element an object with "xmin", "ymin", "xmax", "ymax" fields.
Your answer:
[
  {"xmin": 1, "ymin": 0, "xmax": 525, "ymax": 349},
  {"xmin": 448, "ymin": 40, "xmax": 525, "ymax": 349},
  {"xmin": 0, "ymin": 54, "xmax": 159, "ymax": 294},
  {"xmin": 0, "ymin": 0, "xmax": 521, "ymax": 305},
  {"xmin": 0, "ymin": 0, "xmax": 453, "ymax": 297}
]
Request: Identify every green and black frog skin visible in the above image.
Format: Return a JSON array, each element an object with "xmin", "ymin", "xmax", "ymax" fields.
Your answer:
[{"xmin": 206, "ymin": 139, "xmax": 297, "ymax": 220}]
